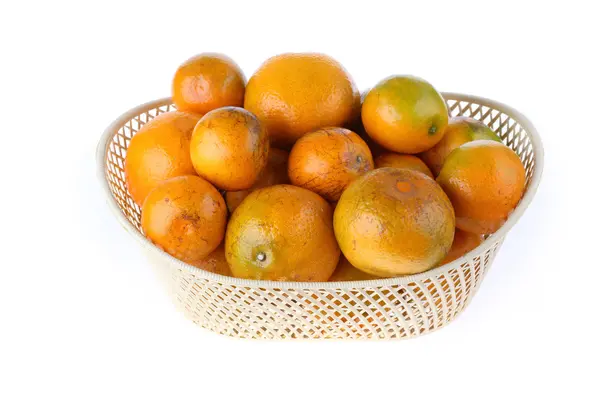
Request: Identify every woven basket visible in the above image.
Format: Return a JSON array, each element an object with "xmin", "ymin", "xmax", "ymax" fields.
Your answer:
[{"xmin": 96, "ymin": 93, "xmax": 543, "ymax": 340}]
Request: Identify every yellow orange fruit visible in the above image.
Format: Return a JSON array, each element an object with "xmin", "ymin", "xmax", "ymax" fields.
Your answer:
[
  {"xmin": 437, "ymin": 140, "xmax": 526, "ymax": 234},
  {"xmin": 141, "ymin": 175, "xmax": 227, "ymax": 262},
  {"xmin": 190, "ymin": 107, "xmax": 269, "ymax": 191},
  {"xmin": 288, "ymin": 127, "xmax": 374, "ymax": 201},
  {"xmin": 420, "ymin": 116, "xmax": 501, "ymax": 176},
  {"xmin": 374, "ymin": 153, "xmax": 434, "ymax": 179},
  {"xmin": 244, "ymin": 53, "xmax": 359, "ymax": 148},
  {"xmin": 334, "ymin": 168, "xmax": 455, "ymax": 277},
  {"xmin": 172, "ymin": 53, "xmax": 245, "ymax": 114},
  {"xmin": 362, "ymin": 75, "xmax": 448, "ymax": 154},
  {"xmin": 225, "ymin": 185, "xmax": 340, "ymax": 281},
  {"xmin": 125, "ymin": 111, "xmax": 202, "ymax": 206},
  {"xmin": 439, "ymin": 229, "xmax": 484, "ymax": 265},
  {"xmin": 188, "ymin": 244, "xmax": 232, "ymax": 276},
  {"xmin": 225, "ymin": 148, "xmax": 289, "ymax": 213}
]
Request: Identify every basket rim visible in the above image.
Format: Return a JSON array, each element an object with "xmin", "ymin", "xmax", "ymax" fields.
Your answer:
[{"xmin": 96, "ymin": 92, "xmax": 544, "ymax": 289}]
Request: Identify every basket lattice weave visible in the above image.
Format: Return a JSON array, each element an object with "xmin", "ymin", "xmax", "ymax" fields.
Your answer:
[{"xmin": 97, "ymin": 93, "xmax": 543, "ymax": 340}]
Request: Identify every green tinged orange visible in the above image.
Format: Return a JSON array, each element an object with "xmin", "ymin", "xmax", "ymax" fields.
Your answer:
[
  {"xmin": 420, "ymin": 116, "xmax": 501, "ymax": 176},
  {"xmin": 437, "ymin": 140, "xmax": 526, "ymax": 234},
  {"xmin": 361, "ymin": 75, "xmax": 448, "ymax": 154}
]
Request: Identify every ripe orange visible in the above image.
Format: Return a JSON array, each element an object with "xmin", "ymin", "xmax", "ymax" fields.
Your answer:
[
  {"xmin": 188, "ymin": 244, "xmax": 231, "ymax": 276},
  {"xmin": 334, "ymin": 168, "xmax": 455, "ymax": 277},
  {"xmin": 225, "ymin": 185, "xmax": 340, "ymax": 281},
  {"xmin": 244, "ymin": 53, "xmax": 359, "ymax": 148},
  {"xmin": 374, "ymin": 153, "xmax": 433, "ymax": 178},
  {"xmin": 437, "ymin": 140, "xmax": 526, "ymax": 234},
  {"xmin": 172, "ymin": 53, "xmax": 245, "ymax": 114},
  {"xmin": 225, "ymin": 148, "xmax": 289, "ymax": 213},
  {"xmin": 190, "ymin": 107, "xmax": 269, "ymax": 191},
  {"xmin": 141, "ymin": 175, "xmax": 227, "ymax": 262},
  {"xmin": 362, "ymin": 75, "xmax": 448, "ymax": 154},
  {"xmin": 439, "ymin": 229, "xmax": 484, "ymax": 265},
  {"xmin": 125, "ymin": 111, "xmax": 202, "ymax": 206},
  {"xmin": 288, "ymin": 127, "xmax": 374, "ymax": 201},
  {"xmin": 329, "ymin": 257, "xmax": 378, "ymax": 282},
  {"xmin": 420, "ymin": 116, "xmax": 501, "ymax": 176}
]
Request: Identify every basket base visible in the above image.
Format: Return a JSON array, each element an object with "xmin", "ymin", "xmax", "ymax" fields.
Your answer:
[{"xmin": 145, "ymin": 239, "xmax": 503, "ymax": 340}]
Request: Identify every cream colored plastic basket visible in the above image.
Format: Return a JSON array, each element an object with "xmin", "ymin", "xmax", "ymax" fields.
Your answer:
[{"xmin": 96, "ymin": 93, "xmax": 543, "ymax": 340}]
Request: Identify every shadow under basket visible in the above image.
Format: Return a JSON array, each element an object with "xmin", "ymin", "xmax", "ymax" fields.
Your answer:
[{"xmin": 96, "ymin": 93, "xmax": 544, "ymax": 340}]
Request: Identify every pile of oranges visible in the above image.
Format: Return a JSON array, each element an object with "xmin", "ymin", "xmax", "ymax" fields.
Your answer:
[{"xmin": 125, "ymin": 52, "xmax": 526, "ymax": 282}]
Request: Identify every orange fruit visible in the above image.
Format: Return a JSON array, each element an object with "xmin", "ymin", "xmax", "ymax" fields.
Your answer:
[
  {"xmin": 172, "ymin": 53, "xmax": 245, "ymax": 115},
  {"xmin": 437, "ymin": 140, "xmax": 526, "ymax": 234},
  {"xmin": 188, "ymin": 244, "xmax": 232, "ymax": 276},
  {"xmin": 125, "ymin": 111, "xmax": 202, "ymax": 206},
  {"xmin": 190, "ymin": 107, "xmax": 269, "ymax": 191},
  {"xmin": 244, "ymin": 53, "xmax": 359, "ymax": 148},
  {"xmin": 374, "ymin": 153, "xmax": 434, "ymax": 179},
  {"xmin": 225, "ymin": 148, "xmax": 289, "ymax": 213},
  {"xmin": 334, "ymin": 168, "xmax": 455, "ymax": 277},
  {"xmin": 225, "ymin": 185, "xmax": 340, "ymax": 281},
  {"xmin": 439, "ymin": 229, "xmax": 484, "ymax": 266},
  {"xmin": 362, "ymin": 75, "xmax": 448, "ymax": 154},
  {"xmin": 329, "ymin": 257, "xmax": 378, "ymax": 282},
  {"xmin": 141, "ymin": 175, "xmax": 227, "ymax": 262},
  {"xmin": 288, "ymin": 127, "xmax": 374, "ymax": 201},
  {"xmin": 420, "ymin": 116, "xmax": 501, "ymax": 176}
]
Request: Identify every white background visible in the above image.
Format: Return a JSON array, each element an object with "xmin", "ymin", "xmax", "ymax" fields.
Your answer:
[{"xmin": 1, "ymin": 1, "xmax": 598, "ymax": 399}]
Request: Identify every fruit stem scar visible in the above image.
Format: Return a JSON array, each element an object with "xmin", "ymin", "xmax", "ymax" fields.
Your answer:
[
  {"xmin": 428, "ymin": 124, "xmax": 437, "ymax": 135},
  {"xmin": 256, "ymin": 252, "xmax": 266, "ymax": 262},
  {"xmin": 396, "ymin": 181, "xmax": 412, "ymax": 193},
  {"xmin": 356, "ymin": 155, "xmax": 363, "ymax": 163}
]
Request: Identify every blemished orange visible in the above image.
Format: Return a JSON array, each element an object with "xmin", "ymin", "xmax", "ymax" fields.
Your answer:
[
  {"xmin": 439, "ymin": 229, "xmax": 484, "ymax": 265},
  {"xmin": 288, "ymin": 127, "xmax": 374, "ymax": 201},
  {"xmin": 334, "ymin": 168, "xmax": 455, "ymax": 277},
  {"xmin": 244, "ymin": 53, "xmax": 359, "ymax": 148},
  {"xmin": 172, "ymin": 53, "xmax": 245, "ymax": 115},
  {"xmin": 329, "ymin": 257, "xmax": 378, "ymax": 282},
  {"xmin": 374, "ymin": 153, "xmax": 434, "ymax": 179},
  {"xmin": 362, "ymin": 75, "xmax": 448, "ymax": 154},
  {"xmin": 225, "ymin": 185, "xmax": 340, "ymax": 281},
  {"xmin": 225, "ymin": 148, "xmax": 289, "ymax": 213},
  {"xmin": 141, "ymin": 175, "xmax": 227, "ymax": 262},
  {"xmin": 190, "ymin": 107, "xmax": 269, "ymax": 191},
  {"xmin": 188, "ymin": 244, "xmax": 232, "ymax": 276},
  {"xmin": 125, "ymin": 111, "xmax": 202, "ymax": 206},
  {"xmin": 437, "ymin": 140, "xmax": 526, "ymax": 234},
  {"xmin": 420, "ymin": 116, "xmax": 501, "ymax": 176}
]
